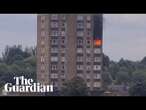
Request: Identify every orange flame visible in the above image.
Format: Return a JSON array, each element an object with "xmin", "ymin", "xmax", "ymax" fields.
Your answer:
[{"xmin": 94, "ymin": 39, "xmax": 102, "ymax": 46}]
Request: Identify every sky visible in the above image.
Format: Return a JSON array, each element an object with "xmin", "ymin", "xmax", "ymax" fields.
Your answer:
[
  {"xmin": 0, "ymin": 14, "xmax": 146, "ymax": 61},
  {"xmin": 103, "ymin": 14, "xmax": 146, "ymax": 61},
  {"xmin": 0, "ymin": 14, "xmax": 37, "ymax": 57}
]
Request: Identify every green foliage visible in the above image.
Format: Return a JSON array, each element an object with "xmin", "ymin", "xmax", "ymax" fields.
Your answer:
[
  {"xmin": 2, "ymin": 45, "xmax": 31, "ymax": 65},
  {"xmin": 141, "ymin": 56, "xmax": 146, "ymax": 65},
  {"xmin": 108, "ymin": 62, "xmax": 119, "ymax": 80},
  {"xmin": 103, "ymin": 54, "xmax": 146, "ymax": 96},
  {"xmin": 0, "ymin": 63, "xmax": 9, "ymax": 74},
  {"xmin": 102, "ymin": 69, "xmax": 112, "ymax": 88},
  {"xmin": 61, "ymin": 77, "xmax": 88, "ymax": 96},
  {"xmin": 2, "ymin": 45, "xmax": 36, "ymax": 65},
  {"xmin": 116, "ymin": 71, "xmax": 131, "ymax": 84},
  {"xmin": 103, "ymin": 54, "xmax": 110, "ymax": 68},
  {"xmin": 132, "ymin": 70, "xmax": 146, "ymax": 82},
  {"xmin": 102, "ymin": 54, "xmax": 112, "ymax": 88},
  {"xmin": 23, "ymin": 56, "xmax": 36, "ymax": 67},
  {"xmin": 0, "ymin": 45, "xmax": 36, "ymax": 88},
  {"xmin": 129, "ymin": 74, "xmax": 146, "ymax": 96}
]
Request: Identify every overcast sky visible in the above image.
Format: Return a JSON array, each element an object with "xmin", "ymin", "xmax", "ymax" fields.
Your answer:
[
  {"xmin": 0, "ymin": 14, "xmax": 36, "ymax": 57},
  {"xmin": 0, "ymin": 14, "xmax": 146, "ymax": 61},
  {"xmin": 103, "ymin": 14, "xmax": 146, "ymax": 61}
]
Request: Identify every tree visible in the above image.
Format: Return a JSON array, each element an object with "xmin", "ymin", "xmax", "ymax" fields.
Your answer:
[
  {"xmin": 129, "ymin": 71, "xmax": 146, "ymax": 96},
  {"xmin": 103, "ymin": 54, "xmax": 110, "ymax": 68},
  {"xmin": 129, "ymin": 81, "xmax": 146, "ymax": 96},
  {"xmin": 2, "ymin": 45, "xmax": 31, "ymax": 65},
  {"xmin": 23, "ymin": 56, "xmax": 36, "ymax": 67},
  {"xmin": 61, "ymin": 77, "xmax": 88, "ymax": 96},
  {"xmin": 132, "ymin": 70, "xmax": 146, "ymax": 82},
  {"xmin": 116, "ymin": 71, "xmax": 130, "ymax": 85},
  {"xmin": 114, "ymin": 66, "xmax": 132, "ymax": 85},
  {"xmin": 0, "ymin": 63, "xmax": 9, "ymax": 74},
  {"xmin": 102, "ymin": 68, "xmax": 112, "ymax": 88},
  {"xmin": 0, "ymin": 45, "xmax": 37, "ymax": 88},
  {"xmin": 0, "ymin": 63, "xmax": 16, "ymax": 87},
  {"xmin": 108, "ymin": 62, "xmax": 119, "ymax": 80},
  {"xmin": 102, "ymin": 54, "xmax": 112, "ymax": 88},
  {"xmin": 24, "ymin": 46, "xmax": 36, "ymax": 56},
  {"xmin": 141, "ymin": 56, "xmax": 146, "ymax": 65}
]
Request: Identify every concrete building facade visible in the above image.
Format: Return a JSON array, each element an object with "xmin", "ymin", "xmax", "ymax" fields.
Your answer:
[{"xmin": 37, "ymin": 14, "xmax": 103, "ymax": 91}]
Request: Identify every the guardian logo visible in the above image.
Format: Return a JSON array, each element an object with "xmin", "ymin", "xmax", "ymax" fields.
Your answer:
[{"xmin": 4, "ymin": 76, "xmax": 53, "ymax": 93}]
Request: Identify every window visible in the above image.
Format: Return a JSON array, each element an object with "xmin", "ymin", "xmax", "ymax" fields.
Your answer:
[
  {"xmin": 61, "ymin": 74, "xmax": 66, "ymax": 79},
  {"xmin": 86, "ymin": 15, "xmax": 91, "ymax": 21},
  {"xmin": 87, "ymin": 40, "xmax": 90, "ymax": 44},
  {"xmin": 51, "ymin": 39, "xmax": 58, "ymax": 45},
  {"xmin": 40, "ymin": 16, "xmax": 45, "ymax": 29},
  {"xmin": 62, "ymin": 65, "xmax": 65, "ymax": 69},
  {"xmin": 86, "ymin": 23, "xmax": 91, "ymax": 29},
  {"xmin": 77, "ymin": 39, "xmax": 83, "ymax": 45},
  {"xmin": 77, "ymin": 48, "xmax": 83, "ymax": 53},
  {"xmin": 77, "ymin": 31, "xmax": 84, "ymax": 37},
  {"xmin": 40, "ymin": 56, "xmax": 45, "ymax": 63},
  {"xmin": 86, "ymin": 49, "xmax": 91, "ymax": 54},
  {"xmin": 86, "ymin": 65, "xmax": 91, "ymax": 71},
  {"xmin": 61, "ymin": 39, "xmax": 66, "ymax": 45},
  {"xmin": 94, "ymin": 48, "xmax": 101, "ymax": 54},
  {"xmin": 77, "ymin": 74, "xmax": 83, "ymax": 77},
  {"xmin": 77, "ymin": 22, "xmax": 84, "ymax": 29},
  {"xmin": 60, "ymin": 31, "xmax": 66, "ymax": 36},
  {"xmin": 61, "ymin": 65, "xmax": 66, "ymax": 71},
  {"xmin": 77, "ymin": 65, "xmax": 83, "ymax": 70},
  {"xmin": 93, "ymin": 65, "xmax": 101, "ymax": 71},
  {"xmin": 94, "ymin": 74, "xmax": 101, "ymax": 79},
  {"xmin": 61, "ymin": 15, "xmax": 66, "ymax": 20},
  {"xmin": 93, "ymin": 82, "xmax": 101, "ymax": 87},
  {"xmin": 50, "ymin": 73, "xmax": 58, "ymax": 79},
  {"xmin": 50, "ymin": 57, "xmax": 58, "ymax": 62},
  {"xmin": 50, "ymin": 14, "xmax": 58, "ymax": 20},
  {"xmin": 61, "ymin": 57, "xmax": 65, "ymax": 62},
  {"xmin": 87, "ymin": 30, "xmax": 91, "ymax": 36},
  {"xmin": 41, "ymin": 16, "xmax": 45, "ymax": 21},
  {"xmin": 61, "ymin": 48, "xmax": 65, "ymax": 53},
  {"xmin": 61, "ymin": 22, "xmax": 66, "ymax": 28},
  {"xmin": 50, "ymin": 22, "xmax": 59, "ymax": 28},
  {"xmin": 41, "ymin": 31, "xmax": 45, "ymax": 36},
  {"xmin": 51, "ymin": 48, "xmax": 58, "ymax": 53},
  {"xmin": 50, "ymin": 30, "xmax": 59, "ymax": 36},
  {"xmin": 86, "ymin": 57, "xmax": 91, "ymax": 62},
  {"xmin": 86, "ymin": 40, "xmax": 91, "ymax": 47},
  {"xmin": 94, "ymin": 57, "xmax": 101, "ymax": 62},
  {"xmin": 53, "ymin": 81, "xmax": 58, "ymax": 87},
  {"xmin": 77, "ymin": 15, "xmax": 84, "ymax": 21},
  {"xmin": 51, "ymin": 65, "xmax": 57, "ymax": 71},
  {"xmin": 77, "ymin": 56, "xmax": 83, "ymax": 62}
]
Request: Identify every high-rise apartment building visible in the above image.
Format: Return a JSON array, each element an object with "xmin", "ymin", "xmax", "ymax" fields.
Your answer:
[{"xmin": 37, "ymin": 14, "xmax": 103, "ymax": 91}]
